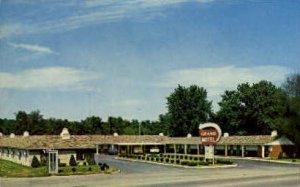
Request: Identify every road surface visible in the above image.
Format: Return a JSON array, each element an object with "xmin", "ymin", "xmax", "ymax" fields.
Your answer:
[{"xmin": 1, "ymin": 155, "xmax": 299, "ymax": 187}]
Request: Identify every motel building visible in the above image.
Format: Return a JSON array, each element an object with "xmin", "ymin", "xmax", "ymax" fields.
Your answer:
[{"xmin": 0, "ymin": 127, "xmax": 295, "ymax": 167}]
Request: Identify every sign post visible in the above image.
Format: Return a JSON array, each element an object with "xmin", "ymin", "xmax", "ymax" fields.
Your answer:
[{"xmin": 199, "ymin": 123, "xmax": 222, "ymax": 165}]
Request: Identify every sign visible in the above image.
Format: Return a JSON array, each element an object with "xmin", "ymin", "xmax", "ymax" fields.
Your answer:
[
  {"xmin": 205, "ymin": 145, "xmax": 214, "ymax": 159},
  {"xmin": 200, "ymin": 130, "xmax": 218, "ymax": 144},
  {"xmin": 199, "ymin": 123, "xmax": 222, "ymax": 164},
  {"xmin": 199, "ymin": 123, "xmax": 222, "ymax": 145}
]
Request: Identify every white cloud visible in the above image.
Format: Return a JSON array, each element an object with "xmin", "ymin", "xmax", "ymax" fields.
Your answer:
[
  {"xmin": 0, "ymin": 67, "xmax": 100, "ymax": 91},
  {"xmin": 8, "ymin": 43, "xmax": 56, "ymax": 54},
  {"xmin": 0, "ymin": 0, "xmax": 214, "ymax": 38},
  {"xmin": 114, "ymin": 99, "xmax": 144, "ymax": 106},
  {"xmin": 157, "ymin": 65, "xmax": 291, "ymax": 110}
]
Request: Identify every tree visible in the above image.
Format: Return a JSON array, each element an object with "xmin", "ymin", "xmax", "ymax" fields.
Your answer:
[
  {"xmin": 281, "ymin": 74, "xmax": 300, "ymax": 156},
  {"xmin": 31, "ymin": 156, "xmax": 41, "ymax": 168},
  {"xmin": 166, "ymin": 85, "xmax": 212, "ymax": 136},
  {"xmin": 69, "ymin": 155, "xmax": 77, "ymax": 166},
  {"xmin": 217, "ymin": 81, "xmax": 287, "ymax": 135}
]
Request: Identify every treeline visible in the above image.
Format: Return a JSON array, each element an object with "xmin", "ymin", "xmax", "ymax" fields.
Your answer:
[
  {"xmin": 0, "ymin": 112, "xmax": 166, "ymax": 136},
  {"xmin": 0, "ymin": 74, "xmax": 299, "ymax": 154}
]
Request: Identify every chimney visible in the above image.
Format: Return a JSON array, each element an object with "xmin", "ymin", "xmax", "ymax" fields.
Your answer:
[
  {"xmin": 271, "ymin": 130, "xmax": 278, "ymax": 138},
  {"xmin": 159, "ymin": 133, "xmax": 164, "ymax": 136},
  {"xmin": 23, "ymin": 131, "xmax": 29, "ymax": 137},
  {"xmin": 223, "ymin": 133, "xmax": 229, "ymax": 137},
  {"xmin": 187, "ymin": 133, "xmax": 192, "ymax": 138},
  {"xmin": 113, "ymin": 132, "xmax": 118, "ymax": 136},
  {"xmin": 60, "ymin": 128, "xmax": 70, "ymax": 140},
  {"xmin": 10, "ymin": 133, "xmax": 15, "ymax": 138}
]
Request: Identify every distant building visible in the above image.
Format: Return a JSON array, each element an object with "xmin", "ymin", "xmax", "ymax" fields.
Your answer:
[{"xmin": 0, "ymin": 129, "xmax": 295, "ymax": 166}]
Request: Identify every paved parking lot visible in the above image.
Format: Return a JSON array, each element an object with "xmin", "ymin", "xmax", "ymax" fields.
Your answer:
[{"xmin": 1, "ymin": 155, "xmax": 299, "ymax": 187}]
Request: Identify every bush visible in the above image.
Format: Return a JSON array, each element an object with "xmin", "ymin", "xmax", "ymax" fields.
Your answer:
[
  {"xmin": 198, "ymin": 161, "xmax": 209, "ymax": 166},
  {"xmin": 88, "ymin": 167, "xmax": 92, "ymax": 171},
  {"xmin": 69, "ymin": 155, "xmax": 77, "ymax": 166},
  {"xmin": 86, "ymin": 155, "xmax": 96, "ymax": 165},
  {"xmin": 160, "ymin": 158, "xmax": 164, "ymax": 162},
  {"xmin": 216, "ymin": 159, "xmax": 233, "ymax": 165},
  {"xmin": 170, "ymin": 159, "xmax": 174, "ymax": 164},
  {"xmin": 72, "ymin": 167, "xmax": 76, "ymax": 172},
  {"xmin": 181, "ymin": 160, "xmax": 188, "ymax": 165},
  {"xmin": 165, "ymin": 158, "xmax": 169, "ymax": 162},
  {"xmin": 180, "ymin": 155, "xmax": 184, "ymax": 159},
  {"xmin": 176, "ymin": 159, "xmax": 180, "ymax": 164},
  {"xmin": 31, "ymin": 156, "xmax": 41, "ymax": 168},
  {"xmin": 194, "ymin": 157, "xmax": 198, "ymax": 161},
  {"xmin": 184, "ymin": 155, "xmax": 188, "ymax": 160},
  {"xmin": 59, "ymin": 163, "xmax": 67, "ymax": 167},
  {"xmin": 40, "ymin": 156, "xmax": 47, "ymax": 166},
  {"xmin": 187, "ymin": 162, "xmax": 197, "ymax": 166},
  {"xmin": 101, "ymin": 163, "xmax": 109, "ymax": 171}
]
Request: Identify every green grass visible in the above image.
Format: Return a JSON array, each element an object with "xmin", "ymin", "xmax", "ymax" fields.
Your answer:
[
  {"xmin": 0, "ymin": 159, "xmax": 119, "ymax": 177},
  {"xmin": 57, "ymin": 165, "xmax": 119, "ymax": 176},
  {"xmin": 0, "ymin": 159, "xmax": 48, "ymax": 177}
]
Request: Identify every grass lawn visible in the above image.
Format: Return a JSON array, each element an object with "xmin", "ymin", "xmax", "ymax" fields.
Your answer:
[
  {"xmin": 0, "ymin": 159, "xmax": 48, "ymax": 177},
  {"xmin": 0, "ymin": 159, "xmax": 119, "ymax": 177}
]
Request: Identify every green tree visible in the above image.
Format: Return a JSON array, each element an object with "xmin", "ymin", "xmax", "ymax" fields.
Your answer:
[
  {"xmin": 217, "ymin": 81, "xmax": 287, "ymax": 135},
  {"xmin": 166, "ymin": 85, "xmax": 212, "ymax": 136},
  {"xmin": 281, "ymin": 74, "xmax": 300, "ymax": 156},
  {"xmin": 69, "ymin": 155, "xmax": 77, "ymax": 166},
  {"xmin": 31, "ymin": 155, "xmax": 41, "ymax": 168},
  {"xmin": 15, "ymin": 111, "xmax": 29, "ymax": 134}
]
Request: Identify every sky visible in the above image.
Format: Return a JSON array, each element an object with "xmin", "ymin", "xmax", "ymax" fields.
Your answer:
[{"xmin": 0, "ymin": 0, "xmax": 299, "ymax": 121}]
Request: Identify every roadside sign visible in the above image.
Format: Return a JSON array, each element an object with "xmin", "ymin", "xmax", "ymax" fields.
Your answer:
[{"xmin": 199, "ymin": 123, "xmax": 222, "ymax": 164}]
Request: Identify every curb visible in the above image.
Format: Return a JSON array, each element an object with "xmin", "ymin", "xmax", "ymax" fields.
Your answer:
[
  {"xmin": 115, "ymin": 157, "xmax": 238, "ymax": 169},
  {"xmin": 215, "ymin": 156, "xmax": 300, "ymax": 165}
]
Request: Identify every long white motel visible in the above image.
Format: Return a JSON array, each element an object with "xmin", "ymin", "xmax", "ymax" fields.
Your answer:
[{"xmin": 0, "ymin": 128, "xmax": 295, "ymax": 166}]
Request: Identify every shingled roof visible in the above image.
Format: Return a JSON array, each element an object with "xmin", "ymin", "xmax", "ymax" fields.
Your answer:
[
  {"xmin": 218, "ymin": 135, "xmax": 274, "ymax": 145},
  {"xmin": 0, "ymin": 133, "xmax": 279, "ymax": 150}
]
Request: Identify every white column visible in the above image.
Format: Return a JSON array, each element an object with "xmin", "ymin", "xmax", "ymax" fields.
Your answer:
[
  {"xmin": 164, "ymin": 145, "xmax": 166, "ymax": 154},
  {"xmin": 197, "ymin": 144, "xmax": 200, "ymax": 155},
  {"xmin": 174, "ymin": 144, "xmax": 177, "ymax": 154},
  {"xmin": 241, "ymin": 145, "xmax": 245, "ymax": 157},
  {"xmin": 96, "ymin": 145, "xmax": 99, "ymax": 155},
  {"xmin": 184, "ymin": 144, "xmax": 187, "ymax": 155},
  {"xmin": 261, "ymin": 145, "xmax": 265, "ymax": 158},
  {"xmin": 225, "ymin": 145, "xmax": 228, "ymax": 157}
]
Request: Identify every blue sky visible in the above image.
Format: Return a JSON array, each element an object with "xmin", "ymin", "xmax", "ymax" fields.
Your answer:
[{"xmin": 0, "ymin": 0, "xmax": 299, "ymax": 121}]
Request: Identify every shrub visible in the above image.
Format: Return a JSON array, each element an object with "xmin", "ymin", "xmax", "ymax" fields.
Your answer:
[
  {"xmin": 170, "ymin": 159, "xmax": 174, "ymax": 164},
  {"xmin": 180, "ymin": 155, "xmax": 184, "ymax": 159},
  {"xmin": 165, "ymin": 158, "xmax": 169, "ymax": 162},
  {"xmin": 72, "ymin": 167, "xmax": 76, "ymax": 172},
  {"xmin": 40, "ymin": 156, "xmax": 47, "ymax": 166},
  {"xmin": 86, "ymin": 154, "xmax": 96, "ymax": 165},
  {"xmin": 31, "ymin": 156, "xmax": 41, "ymax": 168},
  {"xmin": 216, "ymin": 159, "xmax": 233, "ymax": 165},
  {"xmin": 194, "ymin": 157, "xmax": 198, "ymax": 161},
  {"xmin": 58, "ymin": 169, "xmax": 63, "ymax": 173},
  {"xmin": 198, "ymin": 161, "xmax": 209, "ymax": 166},
  {"xmin": 176, "ymin": 159, "xmax": 180, "ymax": 164},
  {"xmin": 184, "ymin": 155, "xmax": 188, "ymax": 160},
  {"xmin": 187, "ymin": 162, "xmax": 197, "ymax": 166},
  {"xmin": 181, "ymin": 160, "xmax": 188, "ymax": 165},
  {"xmin": 189, "ymin": 156, "xmax": 193, "ymax": 160},
  {"xmin": 160, "ymin": 158, "xmax": 164, "ymax": 162},
  {"xmin": 59, "ymin": 163, "xmax": 67, "ymax": 167},
  {"xmin": 69, "ymin": 155, "xmax": 77, "ymax": 166},
  {"xmin": 88, "ymin": 167, "xmax": 92, "ymax": 171}
]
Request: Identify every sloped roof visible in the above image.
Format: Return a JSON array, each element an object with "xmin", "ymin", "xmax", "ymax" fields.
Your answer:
[
  {"xmin": 218, "ymin": 135, "xmax": 274, "ymax": 145},
  {"xmin": 0, "ymin": 134, "xmax": 285, "ymax": 150}
]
